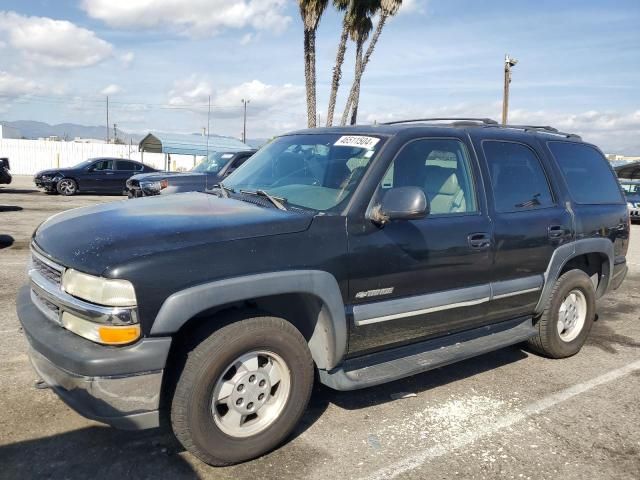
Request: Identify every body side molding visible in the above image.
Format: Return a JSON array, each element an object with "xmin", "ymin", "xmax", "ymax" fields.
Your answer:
[{"xmin": 151, "ymin": 270, "xmax": 347, "ymax": 370}]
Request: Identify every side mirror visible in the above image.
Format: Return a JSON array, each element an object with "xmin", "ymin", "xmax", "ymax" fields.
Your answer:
[{"xmin": 370, "ymin": 186, "xmax": 429, "ymax": 225}]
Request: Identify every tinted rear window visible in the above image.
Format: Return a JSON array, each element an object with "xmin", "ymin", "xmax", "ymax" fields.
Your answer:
[
  {"xmin": 547, "ymin": 142, "xmax": 623, "ymax": 204},
  {"xmin": 482, "ymin": 141, "xmax": 554, "ymax": 213}
]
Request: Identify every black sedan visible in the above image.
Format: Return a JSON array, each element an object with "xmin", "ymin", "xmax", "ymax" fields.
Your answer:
[
  {"xmin": 0, "ymin": 158, "xmax": 11, "ymax": 185},
  {"xmin": 126, "ymin": 150, "xmax": 255, "ymax": 198},
  {"xmin": 34, "ymin": 158, "xmax": 159, "ymax": 196}
]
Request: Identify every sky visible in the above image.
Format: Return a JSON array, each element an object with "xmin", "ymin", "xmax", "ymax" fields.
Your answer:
[{"xmin": 0, "ymin": 0, "xmax": 639, "ymax": 153}]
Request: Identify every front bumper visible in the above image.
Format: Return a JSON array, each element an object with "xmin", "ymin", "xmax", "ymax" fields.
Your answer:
[
  {"xmin": 34, "ymin": 178, "xmax": 55, "ymax": 190},
  {"xmin": 17, "ymin": 285, "xmax": 172, "ymax": 430}
]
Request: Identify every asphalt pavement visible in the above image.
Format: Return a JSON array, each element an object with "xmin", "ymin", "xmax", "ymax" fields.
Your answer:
[{"xmin": 1, "ymin": 176, "xmax": 638, "ymax": 479}]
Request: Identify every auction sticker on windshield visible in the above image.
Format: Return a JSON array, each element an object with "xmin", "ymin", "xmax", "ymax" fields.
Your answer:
[{"xmin": 334, "ymin": 135, "xmax": 380, "ymax": 149}]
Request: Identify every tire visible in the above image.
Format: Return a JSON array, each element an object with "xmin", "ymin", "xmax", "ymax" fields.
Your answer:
[
  {"xmin": 170, "ymin": 316, "xmax": 314, "ymax": 466},
  {"xmin": 56, "ymin": 178, "xmax": 77, "ymax": 196},
  {"xmin": 528, "ymin": 269, "xmax": 596, "ymax": 358}
]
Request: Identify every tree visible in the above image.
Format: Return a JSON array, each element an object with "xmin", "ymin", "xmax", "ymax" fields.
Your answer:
[
  {"xmin": 341, "ymin": 0, "xmax": 402, "ymax": 125},
  {"xmin": 299, "ymin": 0, "xmax": 329, "ymax": 128},
  {"xmin": 325, "ymin": 0, "xmax": 350, "ymax": 127}
]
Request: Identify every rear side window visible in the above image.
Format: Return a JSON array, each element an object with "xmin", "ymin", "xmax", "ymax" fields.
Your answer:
[
  {"xmin": 116, "ymin": 161, "xmax": 141, "ymax": 171},
  {"xmin": 482, "ymin": 141, "xmax": 554, "ymax": 213},
  {"xmin": 547, "ymin": 142, "xmax": 623, "ymax": 204}
]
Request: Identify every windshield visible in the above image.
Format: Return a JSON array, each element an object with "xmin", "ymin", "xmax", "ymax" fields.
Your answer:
[
  {"xmin": 192, "ymin": 152, "xmax": 238, "ymax": 174},
  {"xmin": 72, "ymin": 159, "xmax": 96, "ymax": 169},
  {"xmin": 621, "ymin": 183, "xmax": 640, "ymax": 195},
  {"xmin": 223, "ymin": 134, "xmax": 384, "ymax": 211}
]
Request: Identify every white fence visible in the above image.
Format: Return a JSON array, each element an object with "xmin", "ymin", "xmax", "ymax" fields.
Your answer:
[{"xmin": 0, "ymin": 139, "xmax": 200, "ymax": 175}]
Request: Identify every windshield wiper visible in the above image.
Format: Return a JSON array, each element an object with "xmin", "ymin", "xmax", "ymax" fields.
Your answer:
[
  {"xmin": 212, "ymin": 182, "xmax": 234, "ymax": 198},
  {"xmin": 240, "ymin": 189, "xmax": 288, "ymax": 211}
]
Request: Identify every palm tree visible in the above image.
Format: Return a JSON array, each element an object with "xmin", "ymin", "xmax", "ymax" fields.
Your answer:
[
  {"xmin": 341, "ymin": 0, "xmax": 403, "ymax": 125},
  {"xmin": 299, "ymin": 0, "xmax": 329, "ymax": 128},
  {"xmin": 325, "ymin": 0, "xmax": 351, "ymax": 127}
]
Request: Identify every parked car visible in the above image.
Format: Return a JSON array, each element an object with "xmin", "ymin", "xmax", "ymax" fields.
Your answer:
[
  {"xmin": 620, "ymin": 179, "xmax": 640, "ymax": 221},
  {"xmin": 126, "ymin": 150, "xmax": 256, "ymax": 198},
  {"xmin": 18, "ymin": 118, "xmax": 629, "ymax": 466},
  {"xmin": 34, "ymin": 158, "xmax": 159, "ymax": 195},
  {"xmin": 0, "ymin": 157, "xmax": 11, "ymax": 185}
]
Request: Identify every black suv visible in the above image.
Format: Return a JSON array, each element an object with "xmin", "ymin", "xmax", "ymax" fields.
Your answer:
[
  {"xmin": 17, "ymin": 118, "xmax": 629, "ymax": 466},
  {"xmin": 0, "ymin": 157, "xmax": 11, "ymax": 185}
]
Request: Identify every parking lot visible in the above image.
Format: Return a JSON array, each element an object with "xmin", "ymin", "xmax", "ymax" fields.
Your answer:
[{"xmin": 1, "ymin": 175, "xmax": 639, "ymax": 479}]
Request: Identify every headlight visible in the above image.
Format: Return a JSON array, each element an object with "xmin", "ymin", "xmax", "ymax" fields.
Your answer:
[
  {"xmin": 62, "ymin": 269, "xmax": 137, "ymax": 307},
  {"xmin": 141, "ymin": 179, "xmax": 168, "ymax": 193},
  {"xmin": 61, "ymin": 312, "xmax": 140, "ymax": 345}
]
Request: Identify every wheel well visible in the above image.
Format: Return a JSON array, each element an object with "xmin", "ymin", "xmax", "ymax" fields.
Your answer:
[
  {"xmin": 560, "ymin": 252, "xmax": 607, "ymax": 291},
  {"xmin": 160, "ymin": 293, "xmax": 326, "ymax": 412}
]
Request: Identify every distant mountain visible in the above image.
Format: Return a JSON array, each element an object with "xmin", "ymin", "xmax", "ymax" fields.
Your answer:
[
  {"xmin": 1, "ymin": 120, "xmax": 142, "ymax": 143},
  {"xmin": 1, "ymin": 120, "xmax": 263, "ymax": 148}
]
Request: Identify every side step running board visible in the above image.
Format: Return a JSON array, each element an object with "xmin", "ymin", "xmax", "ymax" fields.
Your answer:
[{"xmin": 319, "ymin": 317, "xmax": 536, "ymax": 391}]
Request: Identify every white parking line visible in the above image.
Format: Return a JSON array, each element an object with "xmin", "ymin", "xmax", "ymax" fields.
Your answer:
[{"xmin": 364, "ymin": 359, "xmax": 640, "ymax": 480}]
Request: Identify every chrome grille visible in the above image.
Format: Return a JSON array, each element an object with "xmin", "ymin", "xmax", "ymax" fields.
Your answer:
[{"xmin": 32, "ymin": 252, "xmax": 63, "ymax": 286}]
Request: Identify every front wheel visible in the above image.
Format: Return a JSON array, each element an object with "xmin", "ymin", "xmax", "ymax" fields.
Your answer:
[
  {"xmin": 170, "ymin": 316, "xmax": 314, "ymax": 466},
  {"xmin": 528, "ymin": 269, "xmax": 596, "ymax": 358},
  {"xmin": 56, "ymin": 178, "xmax": 77, "ymax": 196}
]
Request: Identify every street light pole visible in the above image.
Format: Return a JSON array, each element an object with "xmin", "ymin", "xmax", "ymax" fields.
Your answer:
[
  {"xmin": 241, "ymin": 98, "xmax": 250, "ymax": 143},
  {"xmin": 502, "ymin": 54, "xmax": 518, "ymax": 125}
]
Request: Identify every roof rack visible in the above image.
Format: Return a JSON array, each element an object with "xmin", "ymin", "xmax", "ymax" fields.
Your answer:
[
  {"xmin": 381, "ymin": 117, "xmax": 499, "ymax": 126},
  {"xmin": 504, "ymin": 124, "xmax": 582, "ymax": 140}
]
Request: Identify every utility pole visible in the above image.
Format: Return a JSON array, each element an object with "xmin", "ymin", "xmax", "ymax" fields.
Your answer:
[
  {"xmin": 502, "ymin": 54, "xmax": 518, "ymax": 125},
  {"xmin": 106, "ymin": 96, "xmax": 110, "ymax": 143},
  {"xmin": 206, "ymin": 95, "xmax": 211, "ymax": 158},
  {"xmin": 241, "ymin": 98, "xmax": 250, "ymax": 143},
  {"xmin": 113, "ymin": 123, "xmax": 118, "ymax": 143}
]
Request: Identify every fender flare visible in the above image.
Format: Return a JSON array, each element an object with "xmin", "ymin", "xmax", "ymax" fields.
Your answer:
[
  {"xmin": 150, "ymin": 270, "xmax": 347, "ymax": 370},
  {"xmin": 535, "ymin": 238, "xmax": 614, "ymax": 314}
]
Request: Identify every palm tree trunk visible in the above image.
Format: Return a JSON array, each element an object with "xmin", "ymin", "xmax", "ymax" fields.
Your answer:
[
  {"xmin": 342, "ymin": 14, "xmax": 388, "ymax": 125},
  {"xmin": 326, "ymin": 17, "xmax": 349, "ymax": 127},
  {"xmin": 303, "ymin": 29, "xmax": 317, "ymax": 128},
  {"xmin": 341, "ymin": 40, "xmax": 363, "ymax": 126}
]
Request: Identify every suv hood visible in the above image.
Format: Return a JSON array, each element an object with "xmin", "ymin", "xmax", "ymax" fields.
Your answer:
[{"xmin": 33, "ymin": 192, "xmax": 313, "ymax": 275}]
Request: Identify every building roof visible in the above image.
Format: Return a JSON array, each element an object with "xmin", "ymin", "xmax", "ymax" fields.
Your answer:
[
  {"xmin": 615, "ymin": 161, "xmax": 640, "ymax": 180},
  {"xmin": 139, "ymin": 132, "xmax": 252, "ymax": 156}
]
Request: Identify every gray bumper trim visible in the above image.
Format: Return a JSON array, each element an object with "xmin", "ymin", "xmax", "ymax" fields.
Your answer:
[{"xmin": 29, "ymin": 347, "xmax": 162, "ymax": 430}]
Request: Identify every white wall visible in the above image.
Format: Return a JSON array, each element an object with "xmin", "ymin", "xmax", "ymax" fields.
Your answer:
[
  {"xmin": 0, "ymin": 138, "xmax": 201, "ymax": 175},
  {"xmin": 0, "ymin": 125, "xmax": 22, "ymax": 139}
]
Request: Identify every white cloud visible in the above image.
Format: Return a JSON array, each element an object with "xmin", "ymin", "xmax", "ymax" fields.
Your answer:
[
  {"xmin": 120, "ymin": 51, "xmax": 135, "ymax": 67},
  {"xmin": 399, "ymin": 0, "xmax": 427, "ymax": 15},
  {"xmin": 214, "ymin": 80, "xmax": 303, "ymax": 111},
  {"xmin": 100, "ymin": 84, "xmax": 122, "ymax": 96},
  {"xmin": 168, "ymin": 76, "xmax": 214, "ymax": 106},
  {"xmin": 0, "ymin": 11, "xmax": 113, "ymax": 68},
  {"xmin": 240, "ymin": 33, "xmax": 254, "ymax": 45},
  {"xmin": 0, "ymin": 71, "xmax": 43, "ymax": 97},
  {"xmin": 81, "ymin": 0, "xmax": 291, "ymax": 37},
  {"xmin": 363, "ymin": 103, "xmax": 640, "ymax": 154}
]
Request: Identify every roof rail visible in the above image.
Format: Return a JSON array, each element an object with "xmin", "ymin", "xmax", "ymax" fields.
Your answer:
[
  {"xmin": 381, "ymin": 117, "xmax": 499, "ymax": 126},
  {"xmin": 504, "ymin": 124, "xmax": 582, "ymax": 140}
]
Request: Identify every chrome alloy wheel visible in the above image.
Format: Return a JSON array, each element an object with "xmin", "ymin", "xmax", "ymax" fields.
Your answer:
[
  {"xmin": 557, "ymin": 289, "xmax": 587, "ymax": 342},
  {"xmin": 58, "ymin": 179, "xmax": 76, "ymax": 195},
  {"xmin": 211, "ymin": 350, "xmax": 291, "ymax": 438}
]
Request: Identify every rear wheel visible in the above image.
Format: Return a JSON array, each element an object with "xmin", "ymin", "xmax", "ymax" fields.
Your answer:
[
  {"xmin": 56, "ymin": 178, "xmax": 77, "ymax": 196},
  {"xmin": 170, "ymin": 316, "xmax": 314, "ymax": 466},
  {"xmin": 528, "ymin": 269, "xmax": 596, "ymax": 358}
]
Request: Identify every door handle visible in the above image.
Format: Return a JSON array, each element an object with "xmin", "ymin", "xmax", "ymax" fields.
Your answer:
[
  {"xmin": 468, "ymin": 233, "xmax": 491, "ymax": 250},
  {"xmin": 547, "ymin": 225, "xmax": 564, "ymax": 239}
]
